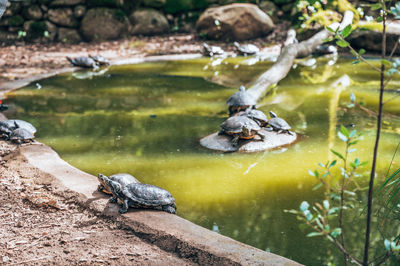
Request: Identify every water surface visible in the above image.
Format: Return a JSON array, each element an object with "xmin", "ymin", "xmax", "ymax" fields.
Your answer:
[{"xmin": 5, "ymin": 57, "xmax": 400, "ymax": 265}]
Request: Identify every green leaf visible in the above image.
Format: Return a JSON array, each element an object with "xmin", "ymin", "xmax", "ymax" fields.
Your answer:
[
  {"xmin": 331, "ymin": 149, "xmax": 345, "ymax": 160},
  {"xmin": 352, "ymin": 60, "xmax": 360, "ymax": 65},
  {"xmin": 381, "ymin": 59, "xmax": 392, "ymax": 67},
  {"xmin": 376, "ymin": 16, "xmax": 383, "ymax": 22},
  {"xmin": 340, "ymin": 125, "xmax": 350, "ymax": 137},
  {"xmin": 348, "ymin": 148, "xmax": 356, "ymax": 153},
  {"xmin": 308, "ymin": 169, "xmax": 315, "ymax": 176},
  {"xmin": 306, "ymin": 232, "xmax": 323, "ymax": 237},
  {"xmin": 329, "ymin": 160, "xmax": 337, "ymax": 168},
  {"xmin": 323, "ymin": 37, "xmax": 334, "ymax": 43},
  {"xmin": 326, "ymin": 26, "xmax": 336, "ymax": 33},
  {"xmin": 349, "ymin": 130, "xmax": 356, "ymax": 138},
  {"xmin": 384, "ymin": 239, "xmax": 391, "ymax": 251},
  {"xmin": 371, "ymin": 3, "xmax": 382, "ymax": 10},
  {"xmin": 304, "ymin": 210, "xmax": 313, "ymax": 221},
  {"xmin": 359, "ymin": 48, "xmax": 366, "ymax": 55},
  {"xmin": 300, "ymin": 201, "xmax": 310, "ymax": 211},
  {"xmin": 341, "ymin": 24, "xmax": 352, "ymax": 38},
  {"xmin": 331, "ymin": 228, "xmax": 342, "ymax": 238},
  {"xmin": 312, "ymin": 183, "xmax": 323, "ymax": 191},
  {"xmin": 350, "ymin": 50, "xmax": 358, "ymax": 57},
  {"xmin": 336, "ymin": 40, "xmax": 349, "ymax": 48},
  {"xmin": 328, "ymin": 207, "xmax": 339, "ymax": 215},
  {"xmin": 350, "ymin": 92, "xmax": 356, "ymax": 103}
]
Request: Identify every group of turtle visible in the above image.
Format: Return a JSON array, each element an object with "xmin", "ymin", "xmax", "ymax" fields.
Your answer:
[
  {"xmin": 202, "ymin": 42, "xmax": 260, "ymax": 57},
  {"xmin": 97, "ymin": 173, "xmax": 177, "ymax": 214},
  {"xmin": 0, "ymin": 119, "xmax": 36, "ymax": 144},
  {"xmin": 66, "ymin": 55, "xmax": 110, "ymax": 70},
  {"xmin": 218, "ymin": 86, "xmax": 292, "ymax": 147}
]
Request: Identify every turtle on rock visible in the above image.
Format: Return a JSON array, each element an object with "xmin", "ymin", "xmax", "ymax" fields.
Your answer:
[
  {"xmin": 226, "ymin": 86, "xmax": 256, "ymax": 116},
  {"xmin": 219, "ymin": 115, "xmax": 265, "ymax": 146},
  {"xmin": 202, "ymin": 43, "xmax": 225, "ymax": 57},
  {"xmin": 0, "ymin": 119, "xmax": 36, "ymax": 140},
  {"xmin": 97, "ymin": 173, "xmax": 140, "ymax": 203},
  {"xmin": 267, "ymin": 111, "xmax": 292, "ymax": 135},
  {"xmin": 66, "ymin": 56, "xmax": 99, "ymax": 69},
  {"xmin": 10, "ymin": 128, "xmax": 35, "ymax": 145},
  {"xmin": 106, "ymin": 178, "xmax": 177, "ymax": 214},
  {"xmin": 239, "ymin": 108, "xmax": 268, "ymax": 127},
  {"xmin": 234, "ymin": 42, "xmax": 260, "ymax": 56},
  {"xmin": 89, "ymin": 54, "xmax": 111, "ymax": 66}
]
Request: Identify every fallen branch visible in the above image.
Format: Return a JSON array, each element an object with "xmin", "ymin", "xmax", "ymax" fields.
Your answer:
[{"xmin": 247, "ymin": 11, "xmax": 354, "ymax": 101}]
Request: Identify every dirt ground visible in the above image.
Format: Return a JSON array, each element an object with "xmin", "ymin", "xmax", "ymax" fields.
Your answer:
[
  {"xmin": 0, "ymin": 140, "xmax": 196, "ymax": 265},
  {"xmin": 0, "ymin": 23, "xmax": 290, "ymax": 83}
]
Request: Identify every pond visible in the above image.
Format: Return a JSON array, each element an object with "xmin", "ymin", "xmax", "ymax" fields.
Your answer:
[{"xmin": 4, "ymin": 56, "xmax": 400, "ymax": 265}]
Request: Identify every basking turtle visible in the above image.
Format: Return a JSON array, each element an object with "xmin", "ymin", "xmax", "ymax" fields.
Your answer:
[
  {"xmin": 219, "ymin": 115, "xmax": 265, "ymax": 146},
  {"xmin": 202, "ymin": 43, "xmax": 225, "ymax": 57},
  {"xmin": 0, "ymin": 119, "xmax": 36, "ymax": 139},
  {"xmin": 107, "ymin": 179, "xmax": 177, "ymax": 214},
  {"xmin": 89, "ymin": 55, "xmax": 110, "ymax": 66},
  {"xmin": 267, "ymin": 111, "xmax": 292, "ymax": 135},
  {"xmin": 10, "ymin": 128, "xmax": 35, "ymax": 144},
  {"xmin": 97, "ymin": 173, "xmax": 140, "ymax": 203},
  {"xmin": 234, "ymin": 42, "xmax": 260, "ymax": 56},
  {"xmin": 66, "ymin": 56, "xmax": 99, "ymax": 69},
  {"xmin": 226, "ymin": 86, "xmax": 257, "ymax": 115},
  {"xmin": 239, "ymin": 109, "xmax": 268, "ymax": 127}
]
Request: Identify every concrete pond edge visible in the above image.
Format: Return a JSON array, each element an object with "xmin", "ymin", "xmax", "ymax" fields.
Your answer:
[{"xmin": 0, "ymin": 54, "xmax": 301, "ymax": 265}]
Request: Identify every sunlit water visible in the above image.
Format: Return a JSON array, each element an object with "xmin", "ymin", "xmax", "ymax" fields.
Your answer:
[{"xmin": 4, "ymin": 57, "xmax": 400, "ymax": 265}]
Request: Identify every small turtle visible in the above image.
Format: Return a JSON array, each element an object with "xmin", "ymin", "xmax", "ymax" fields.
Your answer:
[
  {"xmin": 97, "ymin": 173, "xmax": 140, "ymax": 203},
  {"xmin": 239, "ymin": 109, "xmax": 268, "ymax": 127},
  {"xmin": 267, "ymin": 111, "xmax": 292, "ymax": 135},
  {"xmin": 10, "ymin": 128, "xmax": 35, "ymax": 144},
  {"xmin": 89, "ymin": 54, "xmax": 110, "ymax": 66},
  {"xmin": 0, "ymin": 119, "xmax": 36, "ymax": 139},
  {"xmin": 226, "ymin": 86, "xmax": 257, "ymax": 116},
  {"xmin": 202, "ymin": 43, "xmax": 225, "ymax": 57},
  {"xmin": 234, "ymin": 42, "xmax": 260, "ymax": 56},
  {"xmin": 219, "ymin": 115, "xmax": 265, "ymax": 146},
  {"xmin": 107, "ymin": 179, "xmax": 177, "ymax": 214},
  {"xmin": 66, "ymin": 56, "xmax": 99, "ymax": 69}
]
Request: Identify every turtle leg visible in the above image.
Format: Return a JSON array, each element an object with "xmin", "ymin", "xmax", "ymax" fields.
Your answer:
[
  {"xmin": 97, "ymin": 184, "xmax": 104, "ymax": 192},
  {"xmin": 218, "ymin": 130, "xmax": 225, "ymax": 136},
  {"xmin": 162, "ymin": 204, "xmax": 177, "ymax": 214},
  {"xmin": 231, "ymin": 135, "xmax": 240, "ymax": 146},
  {"xmin": 109, "ymin": 196, "xmax": 117, "ymax": 204},
  {"xmin": 119, "ymin": 199, "xmax": 129, "ymax": 213}
]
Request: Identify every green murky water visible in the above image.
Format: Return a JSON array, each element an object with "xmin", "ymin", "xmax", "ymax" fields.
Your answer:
[{"xmin": 4, "ymin": 57, "xmax": 400, "ymax": 265}]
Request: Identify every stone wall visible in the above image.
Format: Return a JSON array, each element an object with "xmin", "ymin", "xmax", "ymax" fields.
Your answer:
[{"xmin": 0, "ymin": 0, "xmax": 290, "ymax": 43}]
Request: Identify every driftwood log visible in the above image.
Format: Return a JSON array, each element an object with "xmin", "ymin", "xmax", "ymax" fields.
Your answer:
[{"xmin": 200, "ymin": 11, "xmax": 354, "ymax": 152}]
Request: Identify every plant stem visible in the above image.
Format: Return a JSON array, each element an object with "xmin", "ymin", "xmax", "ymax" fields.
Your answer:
[
  {"xmin": 339, "ymin": 141, "xmax": 350, "ymax": 265},
  {"xmin": 363, "ymin": 4, "xmax": 386, "ymax": 265}
]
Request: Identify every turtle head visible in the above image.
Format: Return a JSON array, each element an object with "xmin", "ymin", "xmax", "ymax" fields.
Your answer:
[
  {"xmin": 242, "ymin": 125, "xmax": 251, "ymax": 136},
  {"xmin": 269, "ymin": 111, "xmax": 277, "ymax": 118},
  {"xmin": 97, "ymin": 173, "xmax": 109, "ymax": 186},
  {"xmin": 107, "ymin": 179, "xmax": 123, "ymax": 197}
]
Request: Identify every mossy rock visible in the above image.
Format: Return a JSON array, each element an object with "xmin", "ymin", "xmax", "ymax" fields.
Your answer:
[
  {"xmin": 25, "ymin": 20, "xmax": 47, "ymax": 39},
  {"xmin": 87, "ymin": 0, "xmax": 124, "ymax": 8},
  {"xmin": 142, "ymin": 0, "xmax": 166, "ymax": 8},
  {"xmin": 8, "ymin": 15, "xmax": 24, "ymax": 27}
]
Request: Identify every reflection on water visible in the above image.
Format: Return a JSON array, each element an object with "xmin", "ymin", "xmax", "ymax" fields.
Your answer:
[{"xmin": 4, "ymin": 57, "xmax": 400, "ymax": 265}]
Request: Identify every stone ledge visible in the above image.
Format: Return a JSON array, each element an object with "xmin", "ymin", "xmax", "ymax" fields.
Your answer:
[{"xmin": 15, "ymin": 143, "xmax": 301, "ymax": 265}]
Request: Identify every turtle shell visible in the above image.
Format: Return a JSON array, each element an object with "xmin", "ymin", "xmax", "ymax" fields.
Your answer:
[
  {"xmin": 202, "ymin": 43, "xmax": 225, "ymax": 56},
  {"xmin": 240, "ymin": 109, "xmax": 268, "ymax": 126},
  {"xmin": 221, "ymin": 116, "xmax": 261, "ymax": 134},
  {"xmin": 98, "ymin": 173, "xmax": 140, "ymax": 194},
  {"xmin": 89, "ymin": 55, "xmax": 110, "ymax": 65},
  {"xmin": 268, "ymin": 117, "xmax": 291, "ymax": 131},
  {"xmin": 67, "ymin": 56, "xmax": 97, "ymax": 68},
  {"xmin": 226, "ymin": 86, "xmax": 256, "ymax": 107},
  {"xmin": 234, "ymin": 42, "xmax": 259, "ymax": 55},
  {"xmin": 0, "ymin": 120, "xmax": 36, "ymax": 135},
  {"xmin": 122, "ymin": 183, "xmax": 175, "ymax": 207},
  {"xmin": 10, "ymin": 128, "xmax": 34, "ymax": 143}
]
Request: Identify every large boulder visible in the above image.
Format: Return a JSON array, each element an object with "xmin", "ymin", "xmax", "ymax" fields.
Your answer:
[
  {"xmin": 348, "ymin": 29, "xmax": 400, "ymax": 55},
  {"xmin": 49, "ymin": 0, "xmax": 85, "ymax": 6},
  {"xmin": 48, "ymin": 8, "xmax": 78, "ymax": 27},
  {"xmin": 57, "ymin": 27, "xmax": 82, "ymax": 43},
  {"xmin": 22, "ymin": 5, "xmax": 43, "ymax": 20},
  {"xmin": 80, "ymin": 8, "xmax": 129, "ymax": 41},
  {"xmin": 196, "ymin": 3, "xmax": 274, "ymax": 41},
  {"xmin": 129, "ymin": 9, "xmax": 169, "ymax": 36}
]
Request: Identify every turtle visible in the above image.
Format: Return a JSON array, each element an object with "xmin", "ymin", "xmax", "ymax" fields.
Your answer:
[
  {"xmin": 10, "ymin": 128, "xmax": 35, "ymax": 144},
  {"xmin": 66, "ymin": 56, "xmax": 99, "ymax": 69},
  {"xmin": 89, "ymin": 54, "xmax": 111, "ymax": 66},
  {"xmin": 233, "ymin": 42, "xmax": 260, "ymax": 56},
  {"xmin": 202, "ymin": 43, "xmax": 225, "ymax": 57},
  {"xmin": 97, "ymin": 173, "xmax": 140, "ymax": 203},
  {"xmin": 106, "ymin": 179, "xmax": 177, "ymax": 214},
  {"xmin": 226, "ymin": 86, "xmax": 257, "ymax": 116},
  {"xmin": 0, "ymin": 119, "xmax": 36, "ymax": 140},
  {"xmin": 267, "ymin": 111, "xmax": 292, "ymax": 135},
  {"xmin": 239, "ymin": 108, "xmax": 268, "ymax": 127},
  {"xmin": 219, "ymin": 115, "xmax": 265, "ymax": 146}
]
